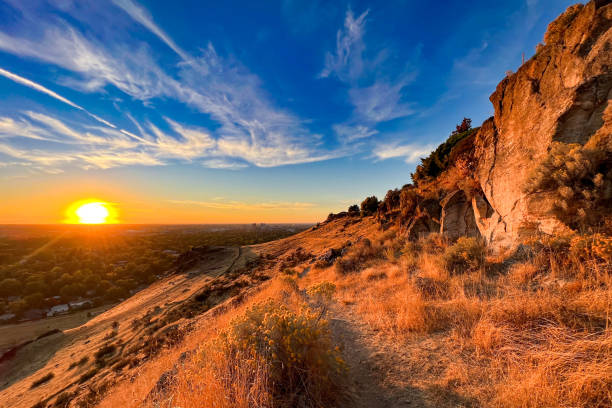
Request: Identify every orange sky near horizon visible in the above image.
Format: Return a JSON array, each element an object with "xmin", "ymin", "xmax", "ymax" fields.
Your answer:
[{"xmin": 1, "ymin": 177, "xmax": 331, "ymax": 224}]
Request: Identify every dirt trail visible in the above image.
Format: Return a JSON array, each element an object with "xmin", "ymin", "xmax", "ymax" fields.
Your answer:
[{"xmin": 328, "ymin": 305, "xmax": 429, "ymax": 408}]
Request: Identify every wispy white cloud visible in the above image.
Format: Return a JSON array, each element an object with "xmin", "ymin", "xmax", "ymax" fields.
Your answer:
[
  {"xmin": 0, "ymin": 67, "xmax": 81, "ymax": 109},
  {"xmin": 332, "ymin": 124, "xmax": 378, "ymax": 142},
  {"xmin": 348, "ymin": 78, "xmax": 415, "ymax": 123},
  {"xmin": 373, "ymin": 143, "xmax": 434, "ymax": 164},
  {"xmin": 0, "ymin": 2, "xmax": 335, "ymax": 170},
  {"xmin": 0, "ymin": 67, "xmax": 116, "ymax": 128},
  {"xmin": 0, "ymin": 27, "xmax": 170, "ymax": 100},
  {"xmin": 112, "ymin": 0, "xmax": 191, "ymax": 62},
  {"xmin": 320, "ymin": 9, "xmax": 368, "ymax": 81},
  {"xmin": 201, "ymin": 159, "xmax": 248, "ymax": 170},
  {"xmin": 322, "ymin": 7, "xmax": 417, "ymax": 146},
  {"xmin": 168, "ymin": 199, "xmax": 317, "ymax": 210}
]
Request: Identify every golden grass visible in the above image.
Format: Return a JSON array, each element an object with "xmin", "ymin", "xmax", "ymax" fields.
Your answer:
[
  {"xmin": 99, "ymin": 227, "xmax": 611, "ymax": 408},
  {"xmin": 98, "ymin": 277, "xmax": 348, "ymax": 408},
  {"xmin": 301, "ymin": 230, "xmax": 611, "ymax": 407}
]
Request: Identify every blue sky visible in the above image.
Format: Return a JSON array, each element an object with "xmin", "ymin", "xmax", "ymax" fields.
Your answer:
[{"xmin": 0, "ymin": 0, "xmax": 574, "ymax": 223}]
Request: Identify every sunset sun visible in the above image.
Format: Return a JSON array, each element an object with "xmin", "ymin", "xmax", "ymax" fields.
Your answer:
[
  {"xmin": 75, "ymin": 202, "xmax": 110, "ymax": 224},
  {"xmin": 64, "ymin": 200, "xmax": 117, "ymax": 224}
]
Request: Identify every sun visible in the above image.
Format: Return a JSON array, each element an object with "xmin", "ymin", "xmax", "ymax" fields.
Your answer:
[
  {"xmin": 64, "ymin": 200, "xmax": 118, "ymax": 224},
  {"xmin": 75, "ymin": 202, "xmax": 109, "ymax": 224}
]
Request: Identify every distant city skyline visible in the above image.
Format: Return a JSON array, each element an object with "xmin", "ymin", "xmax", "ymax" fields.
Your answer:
[{"xmin": 0, "ymin": 0, "xmax": 574, "ymax": 223}]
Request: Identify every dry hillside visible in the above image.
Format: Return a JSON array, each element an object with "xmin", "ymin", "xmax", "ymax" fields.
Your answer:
[{"xmin": 1, "ymin": 1, "xmax": 611, "ymax": 407}]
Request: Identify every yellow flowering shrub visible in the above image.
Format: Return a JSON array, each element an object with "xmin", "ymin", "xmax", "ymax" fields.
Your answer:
[
  {"xmin": 307, "ymin": 282, "xmax": 336, "ymax": 303},
  {"xmin": 570, "ymin": 234, "xmax": 612, "ymax": 261},
  {"xmin": 523, "ymin": 233, "xmax": 575, "ymax": 258},
  {"xmin": 442, "ymin": 237, "xmax": 485, "ymax": 273},
  {"xmin": 221, "ymin": 300, "xmax": 347, "ymax": 407}
]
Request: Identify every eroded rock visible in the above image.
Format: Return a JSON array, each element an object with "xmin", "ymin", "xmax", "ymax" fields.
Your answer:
[
  {"xmin": 473, "ymin": 1, "xmax": 612, "ymax": 246},
  {"xmin": 440, "ymin": 190, "xmax": 480, "ymax": 241}
]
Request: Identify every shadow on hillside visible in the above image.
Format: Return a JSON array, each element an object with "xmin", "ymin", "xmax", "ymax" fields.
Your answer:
[
  {"xmin": 0, "ymin": 331, "xmax": 69, "ymax": 392},
  {"xmin": 329, "ymin": 317, "xmax": 425, "ymax": 408},
  {"xmin": 330, "ymin": 317, "xmax": 478, "ymax": 408}
]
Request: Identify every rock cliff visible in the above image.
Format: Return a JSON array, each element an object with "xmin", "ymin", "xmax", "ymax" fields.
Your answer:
[{"xmin": 473, "ymin": 0, "xmax": 612, "ymax": 246}]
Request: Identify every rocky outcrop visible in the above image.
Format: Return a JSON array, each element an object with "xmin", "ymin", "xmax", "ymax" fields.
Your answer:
[
  {"xmin": 440, "ymin": 190, "xmax": 480, "ymax": 241},
  {"xmin": 473, "ymin": 0, "xmax": 612, "ymax": 246},
  {"xmin": 405, "ymin": 199, "xmax": 441, "ymax": 240}
]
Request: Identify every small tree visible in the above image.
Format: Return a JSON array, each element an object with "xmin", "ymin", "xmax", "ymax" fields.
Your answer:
[
  {"xmin": 360, "ymin": 196, "xmax": 379, "ymax": 216},
  {"xmin": 347, "ymin": 204, "xmax": 359, "ymax": 214},
  {"xmin": 399, "ymin": 187, "xmax": 419, "ymax": 220},
  {"xmin": 0, "ymin": 278, "xmax": 21, "ymax": 297},
  {"xmin": 452, "ymin": 117, "xmax": 472, "ymax": 135}
]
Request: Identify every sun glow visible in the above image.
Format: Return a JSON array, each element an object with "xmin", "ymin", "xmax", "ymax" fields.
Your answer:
[
  {"xmin": 65, "ymin": 200, "xmax": 118, "ymax": 224},
  {"xmin": 76, "ymin": 202, "xmax": 109, "ymax": 224}
]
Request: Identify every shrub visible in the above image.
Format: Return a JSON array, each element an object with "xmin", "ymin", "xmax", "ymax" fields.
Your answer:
[
  {"xmin": 94, "ymin": 343, "xmax": 116, "ymax": 361},
  {"xmin": 68, "ymin": 356, "xmax": 89, "ymax": 370},
  {"xmin": 379, "ymin": 188, "xmax": 401, "ymax": 213},
  {"xmin": 399, "ymin": 187, "xmax": 419, "ymax": 219},
  {"xmin": 0, "ymin": 278, "xmax": 21, "ymax": 297},
  {"xmin": 31, "ymin": 372, "xmax": 54, "ymax": 388},
  {"xmin": 78, "ymin": 368, "xmax": 99, "ymax": 383},
  {"xmin": 443, "ymin": 237, "xmax": 485, "ymax": 274},
  {"xmin": 334, "ymin": 239, "xmax": 381, "ymax": 274},
  {"xmin": 524, "ymin": 139, "xmax": 612, "ymax": 231},
  {"xmin": 570, "ymin": 233, "xmax": 612, "ymax": 262},
  {"xmin": 307, "ymin": 282, "xmax": 336, "ymax": 303},
  {"xmin": 53, "ymin": 391, "xmax": 75, "ymax": 408},
  {"xmin": 220, "ymin": 301, "xmax": 347, "ymax": 407},
  {"xmin": 412, "ymin": 120, "xmax": 476, "ymax": 184},
  {"xmin": 347, "ymin": 204, "xmax": 359, "ymax": 215},
  {"xmin": 360, "ymin": 196, "xmax": 379, "ymax": 216}
]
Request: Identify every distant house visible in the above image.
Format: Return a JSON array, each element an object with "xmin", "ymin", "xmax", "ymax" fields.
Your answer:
[
  {"xmin": 69, "ymin": 300, "xmax": 93, "ymax": 310},
  {"xmin": 47, "ymin": 304, "xmax": 69, "ymax": 317}
]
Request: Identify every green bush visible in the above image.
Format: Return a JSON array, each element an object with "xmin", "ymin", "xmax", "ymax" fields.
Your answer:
[
  {"xmin": 360, "ymin": 196, "xmax": 379, "ymax": 216},
  {"xmin": 347, "ymin": 204, "xmax": 359, "ymax": 214},
  {"xmin": 412, "ymin": 120, "xmax": 476, "ymax": 184},
  {"xmin": 221, "ymin": 300, "xmax": 347, "ymax": 407},
  {"xmin": 443, "ymin": 237, "xmax": 485, "ymax": 274}
]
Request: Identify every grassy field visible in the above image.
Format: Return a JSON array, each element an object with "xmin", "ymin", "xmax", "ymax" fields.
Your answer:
[{"xmin": 0, "ymin": 305, "xmax": 114, "ymax": 352}]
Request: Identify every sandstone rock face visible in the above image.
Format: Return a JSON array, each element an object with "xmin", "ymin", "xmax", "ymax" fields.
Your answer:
[
  {"xmin": 405, "ymin": 199, "xmax": 441, "ymax": 240},
  {"xmin": 406, "ymin": 214, "xmax": 440, "ymax": 241},
  {"xmin": 474, "ymin": 0, "xmax": 612, "ymax": 247},
  {"xmin": 440, "ymin": 190, "xmax": 480, "ymax": 241}
]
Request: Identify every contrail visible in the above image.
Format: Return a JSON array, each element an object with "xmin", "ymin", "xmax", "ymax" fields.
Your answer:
[{"xmin": 0, "ymin": 67, "xmax": 116, "ymax": 128}]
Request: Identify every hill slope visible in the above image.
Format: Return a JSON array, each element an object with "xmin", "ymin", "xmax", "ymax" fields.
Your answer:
[{"xmin": 1, "ymin": 1, "xmax": 611, "ymax": 407}]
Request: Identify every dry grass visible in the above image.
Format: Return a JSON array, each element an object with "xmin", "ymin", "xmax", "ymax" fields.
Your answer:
[
  {"xmin": 166, "ymin": 348, "xmax": 271, "ymax": 408},
  {"xmin": 98, "ymin": 277, "xmax": 348, "ymax": 408},
  {"xmin": 99, "ymin": 226, "xmax": 611, "ymax": 408},
  {"xmin": 302, "ymin": 229, "xmax": 611, "ymax": 407}
]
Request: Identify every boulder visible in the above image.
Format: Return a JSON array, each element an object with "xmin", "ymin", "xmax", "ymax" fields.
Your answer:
[{"xmin": 473, "ymin": 1, "xmax": 612, "ymax": 247}]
